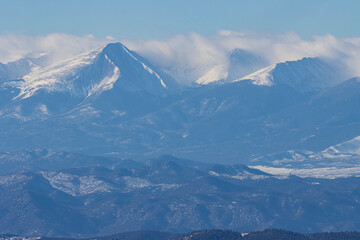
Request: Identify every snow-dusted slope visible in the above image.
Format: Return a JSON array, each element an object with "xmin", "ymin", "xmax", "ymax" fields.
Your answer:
[
  {"xmin": 250, "ymin": 136, "xmax": 360, "ymax": 168},
  {"xmin": 6, "ymin": 42, "xmax": 176, "ymax": 100},
  {"xmin": 322, "ymin": 135, "xmax": 360, "ymax": 156},
  {"xmin": 195, "ymin": 48, "xmax": 267, "ymax": 85},
  {"xmin": 41, "ymin": 171, "xmax": 114, "ymax": 196},
  {"xmin": 237, "ymin": 57, "xmax": 344, "ymax": 92},
  {"xmin": 208, "ymin": 164, "xmax": 271, "ymax": 180},
  {"xmin": 10, "ymin": 47, "xmax": 105, "ymax": 99},
  {"xmin": 195, "ymin": 64, "xmax": 228, "ymax": 85},
  {"xmin": 249, "ymin": 134, "xmax": 360, "ymax": 178},
  {"xmin": 237, "ymin": 64, "xmax": 276, "ymax": 86}
]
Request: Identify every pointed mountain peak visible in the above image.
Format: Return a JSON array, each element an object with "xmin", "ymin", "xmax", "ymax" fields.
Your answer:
[
  {"xmin": 101, "ymin": 42, "xmax": 170, "ymax": 91},
  {"xmin": 5, "ymin": 42, "xmax": 178, "ymax": 100}
]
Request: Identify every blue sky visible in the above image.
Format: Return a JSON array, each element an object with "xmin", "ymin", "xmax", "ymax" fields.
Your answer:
[{"xmin": 0, "ymin": 0, "xmax": 359, "ymax": 39}]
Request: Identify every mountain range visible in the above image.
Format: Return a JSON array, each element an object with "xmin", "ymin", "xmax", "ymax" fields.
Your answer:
[
  {"xmin": 1, "ymin": 41, "xmax": 360, "ymax": 236},
  {"xmin": 0, "ymin": 41, "xmax": 359, "ymax": 168}
]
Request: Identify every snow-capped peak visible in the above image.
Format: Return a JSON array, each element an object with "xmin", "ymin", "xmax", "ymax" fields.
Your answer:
[{"xmin": 6, "ymin": 42, "xmax": 174, "ymax": 100}]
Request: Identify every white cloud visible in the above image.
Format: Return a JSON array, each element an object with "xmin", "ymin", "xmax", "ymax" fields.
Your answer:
[
  {"xmin": 124, "ymin": 32, "xmax": 229, "ymax": 85},
  {"xmin": 125, "ymin": 31, "xmax": 360, "ymax": 84},
  {"xmin": 1, "ymin": 31, "xmax": 360, "ymax": 84},
  {"xmin": 0, "ymin": 33, "xmax": 110, "ymax": 65}
]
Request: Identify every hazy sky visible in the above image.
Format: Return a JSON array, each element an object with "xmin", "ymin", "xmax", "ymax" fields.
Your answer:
[{"xmin": 0, "ymin": 0, "xmax": 359, "ymax": 39}]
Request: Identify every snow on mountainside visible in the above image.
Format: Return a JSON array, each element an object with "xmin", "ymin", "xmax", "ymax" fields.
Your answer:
[
  {"xmin": 5, "ymin": 42, "xmax": 176, "ymax": 100},
  {"xmin": 323, "ymin": 135, "xmax": 360, "ymax": 155},
  {"xmin": 207, "ymin": 164, "xmax": 271, "ymax": 180},
  {"xmin": 238, "ymin": 64, "xmax": 276, "ymax": 86},
  {"xmin": 251, "ymin": 165, "xmax": 360, "ymax": 179},
  {"xmin": 0, "ymin": 44, "xmax": 359, "ymax": 164},
  {"xmin": 0, "ymin": 42, "xmax": 181, "ymax": 121},
  {"xmin": 10, "ymin": 47, "xmax": 105, "ymax": 99},
  {"xmin": 41, "ymin": 171, "xmax": 114, "ymax": 196},
  {"xmin": 195, "ymin": 64, "xmax": 228, "ymax": 85},
  {"xmin": 194, "ymin": 53, "xmax": 342, "ymax": 91},
  {"xmin": 249, "ymin": 135, "xmax": 360, "ymax": 179},
  {"xmin": 195, "ymin": 48, "xmax": 268, "ymax": 85},
  {"xmin": 237, "ymin": 57, "xmax": 344, "ymax": 92}
]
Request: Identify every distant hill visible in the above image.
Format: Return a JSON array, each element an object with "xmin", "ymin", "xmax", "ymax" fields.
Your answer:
[{"xmin": 0, "ymin": 154, "xmax": 360, "ymax": 237}]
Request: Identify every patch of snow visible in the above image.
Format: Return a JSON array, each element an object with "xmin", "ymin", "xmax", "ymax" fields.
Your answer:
[
  {"xmin": 122, "ymin": 176, "xmax": 181, "ymax": 191},
  {"xmin": 322, "ymin": 136, "xmax": 360, "ymax": 155},
  {"xmin": 250, "ymin": 165, "xmax": 360, "ymax": 179},
  {"xmin": 209, "ymin": 170, "xmax": 269, "ymax": 180},
  {"xmin": 0, "ymin": 236, "xmax": 41, "ymax": 240},
  {"xmin": 157, "ymin": 183, "xmax": 181, "ymax": 191},
  {"xmin": 86, "ymin": 54, "xmax": 120, "ymax": 96},
  {"xmin": 182, "ymin": 133, "xmax": 189, "ymax": 138},
  {"xmin": 41, "ymin": 171, "xmax": 113, "ymax": 196},
  {"xmin": 196, "ymin": 64, "xmax": 228, "ymax": 85},
  {"xmin": 0, "ymin": 174, "xmax": 31, "ymax": 187},
  {"xmin": 79, "ymin": 176, "xmax": 113, "ymax": 195},
  {"xmin": 208, "ymin": 171, "xmax": 220, "ymax": 176},
  {"xmin": 122, "ymin": 176, "xmax": 151, "ymax": 189},
  {"xmin": 234, "ymin": 64, "xmax": 276, "ymax": 86}
]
